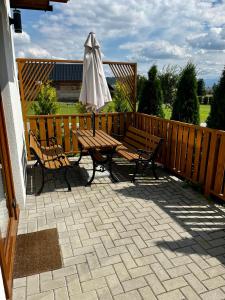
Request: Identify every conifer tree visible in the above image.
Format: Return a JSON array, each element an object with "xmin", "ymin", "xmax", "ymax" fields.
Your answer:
[
  {"xmin": 207, "ymin": 67, "xmax": 225, "ymax": 130},
  {"xmin": 171, "ymin": 63, "xmax": 199, "ymax": 125},
  {"xmin": 138, "ymin": 65, "xmax": 164, "ymax": 118}
]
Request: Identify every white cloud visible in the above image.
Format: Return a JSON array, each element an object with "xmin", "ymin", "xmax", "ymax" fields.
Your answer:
[
  {"xmin": 13, "ymin": 31, "xmax": 31, "ymax": 44},
  {"xmin": 120, "ymin": 40, "xmax": 190, "ymax": 61},
  {"xmin": 187, "ymin": 28, "xmax": 225, "ymax": 50},
  {"xmin": 13, "ymin": 0, "xmax": 225, "ymax": 80}
]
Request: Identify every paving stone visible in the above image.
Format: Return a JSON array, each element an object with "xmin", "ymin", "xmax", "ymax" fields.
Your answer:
[
  {"xmin": 167, "ymin": 265, "xmax": 190, "ymax": 278},
  {"xmin": 40, "ymin": 278, "xmax": 66, "ymax": 292},
  {"xmin": 138, "ymin": 286, "xmax": 157, "ymax": 300},
  {"xmin": 145, "ymin": 274, "xmax": 166, "ymax": 295},
  {"xmin": 205, "ymin": 265, "xmax": 225, "ymax": 278},
  {"xmin": 54, "ymin": 287, "xmax": 69, "ymax": 300},
  {"xmin": 13, "ymin": 277, "xmax": 27, "ymax": 289},
  {"xmin": 157, "ymin": 289, "xmax": 185, "ymax": 300},
  {"xmin": 91, "ymin": 265, "xmax": 114, "ymax": 278},
  {"xmin": 129, "ymin": 266, "xmax": 152, "ymax": 278},
  {"xmin": 184, "ymin": 273, "xmax": 207, "ymax": 294},
  {"xmin": 203, "ymin": 275, "xmax": 225, "ymax": 290},
  {"xmin": 187, "ymin": 262, "xmax": 208, "ymax": 280},
  {"xmin": 97, "ymin": 287, "xmax": 113, "ymax": 300},
  {"xmin": 121, "ymin": 252, "xmax": 137, "ymax": 269},
  {"xmin": 106, "ymin": 274, "xmax": 124, "ymax": 295},
  {"xmin": 70, "ymin": 291, "xmax": 98, "ymax": 300},
  {"xmin": 13, "ymin": 287, "xmax": 26, "ymax": 300},
  {"xmin": 162, "ymin": 276, "xmax": 188, "ymax": 291},
  {"xmin": 200, "ymin": 288, "xmax": 225, "ymax": 300},
  {"xmin": 122, "ymin": 277, "xmax": 147, "ymax": 292},
  {"xmin": 77, "ymin": 262, "xmax": 91, "ymax": 282},
  {"xmin": 181, "ymin": 286, "xmax": 201, "ymax": 300},
  {"xmin": 27, "ymin": 290, "xmax": 54, "ymax": 300},
  {"xmin": 53, "ymin": 266, "xmax": 77, "ymax": 279},
  {"xmin": 66, "ymin": 274, "xmax": 82, "ymax": 296},
  {"xmin": 82, "ymin": 277, "xmax": 107, "ymax": 292},
  {"xmin": 114, "ymin": 290, "xmax": 142, "ymax": 300},
  {"xmin": 27, "ymin": 274, "xmax": 39, "ymax": 296},
  {"xmin": 114, "ymin": 262, "xmax": 131, "ymax": 282}
]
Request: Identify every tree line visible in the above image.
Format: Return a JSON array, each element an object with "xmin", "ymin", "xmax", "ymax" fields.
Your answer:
[{"xmin": 138, "ymin": 63, "xmax": 225, "ymax": 130}]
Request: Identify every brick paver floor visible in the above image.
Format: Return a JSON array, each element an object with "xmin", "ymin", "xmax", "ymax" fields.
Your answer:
[{"xmin": 13, "ymin": 157, "xmax": 225, "ymax": 300}]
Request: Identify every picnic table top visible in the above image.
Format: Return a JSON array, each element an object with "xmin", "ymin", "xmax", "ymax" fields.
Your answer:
[{"xmin": 73, "ymin": 129, "xmax": 122, "ymax": 150}]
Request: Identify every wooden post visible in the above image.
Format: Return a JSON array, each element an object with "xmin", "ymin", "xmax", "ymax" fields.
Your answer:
[{"xmin": 17, "ymin": 62, "xmax": 31, "ymax": 160}]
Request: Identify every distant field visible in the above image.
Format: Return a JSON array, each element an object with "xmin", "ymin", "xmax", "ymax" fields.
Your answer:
[
  {"xmin": 28, "ymin": 102, "xmax": 211, "ymax": 124},
  {"xmin": 163, "ymin": 104, "xmax": 210, "ymax": 124}
]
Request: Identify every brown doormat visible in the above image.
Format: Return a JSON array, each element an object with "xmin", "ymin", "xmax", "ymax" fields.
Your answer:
[{"xmin": 14, "ymin": 228, "xmax": 62, "ymax": 278}]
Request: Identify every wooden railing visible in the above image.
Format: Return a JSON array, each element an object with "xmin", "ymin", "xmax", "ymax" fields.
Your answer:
[
  {"xmin": 134, "ymin": 113, "xmax": 225, "ymax": 201},
  {"xmin": 26, "ymin": 112, "xmax": 225, "ymax": 201},
  {"xmin": 26, "ymin": 112, "xmax": 133, "ymax": 157}
]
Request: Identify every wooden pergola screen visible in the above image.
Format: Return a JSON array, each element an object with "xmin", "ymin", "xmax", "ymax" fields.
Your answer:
[{"xmin": 16, "ymin": 58, "xmax": 137, "ymax": 118}]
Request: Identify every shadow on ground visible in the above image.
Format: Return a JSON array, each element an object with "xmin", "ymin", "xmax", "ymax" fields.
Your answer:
[{"xmin": 113, "ymin": 159, "xmax": 225, "ymax": 266}]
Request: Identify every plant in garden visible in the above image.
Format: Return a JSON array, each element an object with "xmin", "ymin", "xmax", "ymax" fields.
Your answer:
[
  {"xmin": 32, "ymin": 81, "xmax": 58, "ymax": 115},
  {"xmin": 159, "ymin": 65, "xmax": 179, "ymax": 107},
  {"xmin": 197, "ymin": 78, "xmax": 206, "ymax": 97},
  {"xmin": 138, "ymin": 65, "xmax": 164, "ymax": 118},
  {"xmin": 171, "ymin": 62, "xmax": 200, "ymax": 125},
  {"xmin": 137, "ymin": 75, "xmax": 147, "ymax": 106},
  {"xmin": 207, "ymin": 67, "xmax": 225, "ymax": 130},
  {"xmin": 102, "ymin": 82, "xmax": 131, "ymax": 112}
]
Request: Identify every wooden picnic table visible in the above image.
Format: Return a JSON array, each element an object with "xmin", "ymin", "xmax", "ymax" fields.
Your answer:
[{"xmin": 73, "ymin": 129, "xmax": 122, "ymax": 185}]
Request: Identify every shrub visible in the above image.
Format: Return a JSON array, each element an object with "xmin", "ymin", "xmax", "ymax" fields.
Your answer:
[
  {"xmin": 102, "ymin": 82, "xmax": 131, "ymax": 112},
  {"xmin": 32, "ymin": 81, "xmax": 58, "ymax": 115},
  {"xmin": 159, "ymin": 65, "xmax": 179, "ymax": 107},
  {"xmin": 197, "ymin": 78, "xmax": 206, "ymax": 97},
  {"xmin": 207, "ymin": 67, "xmax": 225, "ymax": 130},
  {"xmin": 137, "ymin": 75, "xmax": 147, "ymax": 107},
  {"xmin": 138, "ymin": 65, "xmax": 164, "ymax": 118},
  {"xmin": 171, "ymin": 63, "xmax": 200, "ymax": 125}
]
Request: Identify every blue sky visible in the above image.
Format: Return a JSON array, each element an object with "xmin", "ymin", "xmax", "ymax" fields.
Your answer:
[{"xmin": 13, "ymin": 0, "xmax": 225, "ymax": 86}]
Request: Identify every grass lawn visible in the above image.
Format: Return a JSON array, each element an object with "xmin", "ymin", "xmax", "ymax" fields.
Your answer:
[
  {"xmin": 28, "ymin": 102, "xmax": 86, "ymax": 115},
  {"xmin": 163, "ymin": 104, "xmax": 210, "ymax": 124}
]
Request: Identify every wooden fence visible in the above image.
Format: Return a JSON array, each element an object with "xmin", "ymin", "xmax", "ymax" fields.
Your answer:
[
  {"xmin": 26, "ymin": 112, "xmax": 133, "ymax": 157},
  {"xmin": 26, "ymin": 112, "xmax": 225, "ymax": 201},
  {"xmin": 134, "ymin": 113, "xmax": 225, "ymax": 201}
]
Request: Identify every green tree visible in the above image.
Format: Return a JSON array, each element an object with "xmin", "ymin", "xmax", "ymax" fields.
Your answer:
[
  {"xmin": 137, "ymin": 75, "xmax": 147, "ymax": 107},
  {"xmin": 159, "ymin": 65, "xmax": 179, "ymax": 107},
  {"xmin": 102, "ymin": 82, "xmax": 131, "ymax": 112},
  {"xmin": 138, "ymin": 65, "xmax": 164, "ymax": 118},
  {"xmin": 197, "ymin": 78, "xmax": 206, "ymax": 96},
  {"xmin": 32, "ymin": 81, "xmax": 58, "ymax": 115},
  {"xmin": 171, "ymin": 63, "xmax": 200, "ymax": 125},
  {"xmin": 207, "ymin": 67, "xmax": 225, "ymax": 130}
]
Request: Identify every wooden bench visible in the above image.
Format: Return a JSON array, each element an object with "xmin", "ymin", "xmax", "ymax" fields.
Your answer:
[
  {"xmin": 116, "ymin": 126, "xmax": 163, "ymax": 181},
  {"xmin": 29, "ymin": 130, "xmax": 72, "ymax": 195}
]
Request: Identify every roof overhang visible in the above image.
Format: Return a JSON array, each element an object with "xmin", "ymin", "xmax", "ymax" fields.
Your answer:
[{"xmin": 10, "ymin": 0, "xmax": 68, "ymax": 11}]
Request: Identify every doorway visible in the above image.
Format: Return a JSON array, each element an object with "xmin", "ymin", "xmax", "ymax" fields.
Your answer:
[{"xmin": 0, "ymin": 93, "xmax": 19, "ymax": 300}]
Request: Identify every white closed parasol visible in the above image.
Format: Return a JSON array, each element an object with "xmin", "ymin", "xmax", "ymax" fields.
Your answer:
[{"xmin": 79, "ymin": 32, "xmax": 112, "ymax": 135}]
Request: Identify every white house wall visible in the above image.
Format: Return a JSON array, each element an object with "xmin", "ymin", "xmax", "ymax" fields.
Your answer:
[
  {"xmin": 0, "ymin": 272, "xmax": 6, "ymax": 300},
  {"xmin": 0, "ymin": 0, "xmax": 26, "ymax": 207}
]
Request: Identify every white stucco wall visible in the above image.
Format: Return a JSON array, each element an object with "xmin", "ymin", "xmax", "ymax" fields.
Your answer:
[{"xmin": 0, "ymin": 0, "xmax": 26, "ymax": 207}]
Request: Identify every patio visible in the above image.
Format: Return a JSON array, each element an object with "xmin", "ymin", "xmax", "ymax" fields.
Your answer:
[{"xmin": 13, "ymin": 156, "xmax": 225, "ymax": 300}]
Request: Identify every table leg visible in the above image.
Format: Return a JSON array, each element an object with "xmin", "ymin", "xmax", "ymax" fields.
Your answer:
[
  {"xmin": 75, "ymin": 144, "xmax": 83, "ymax": 166},
  {"xmin": 86, "ymin": 151, "xmax": 96, "ymax": 186},
  {"xmin": 108, "ymin": 151, "xmax": 118, "ymax": 183}
]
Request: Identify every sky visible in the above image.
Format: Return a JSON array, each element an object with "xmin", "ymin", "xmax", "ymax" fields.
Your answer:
[{"xmin": 13, "ymin": 0, "xmax": 225, "ymax": 86}]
